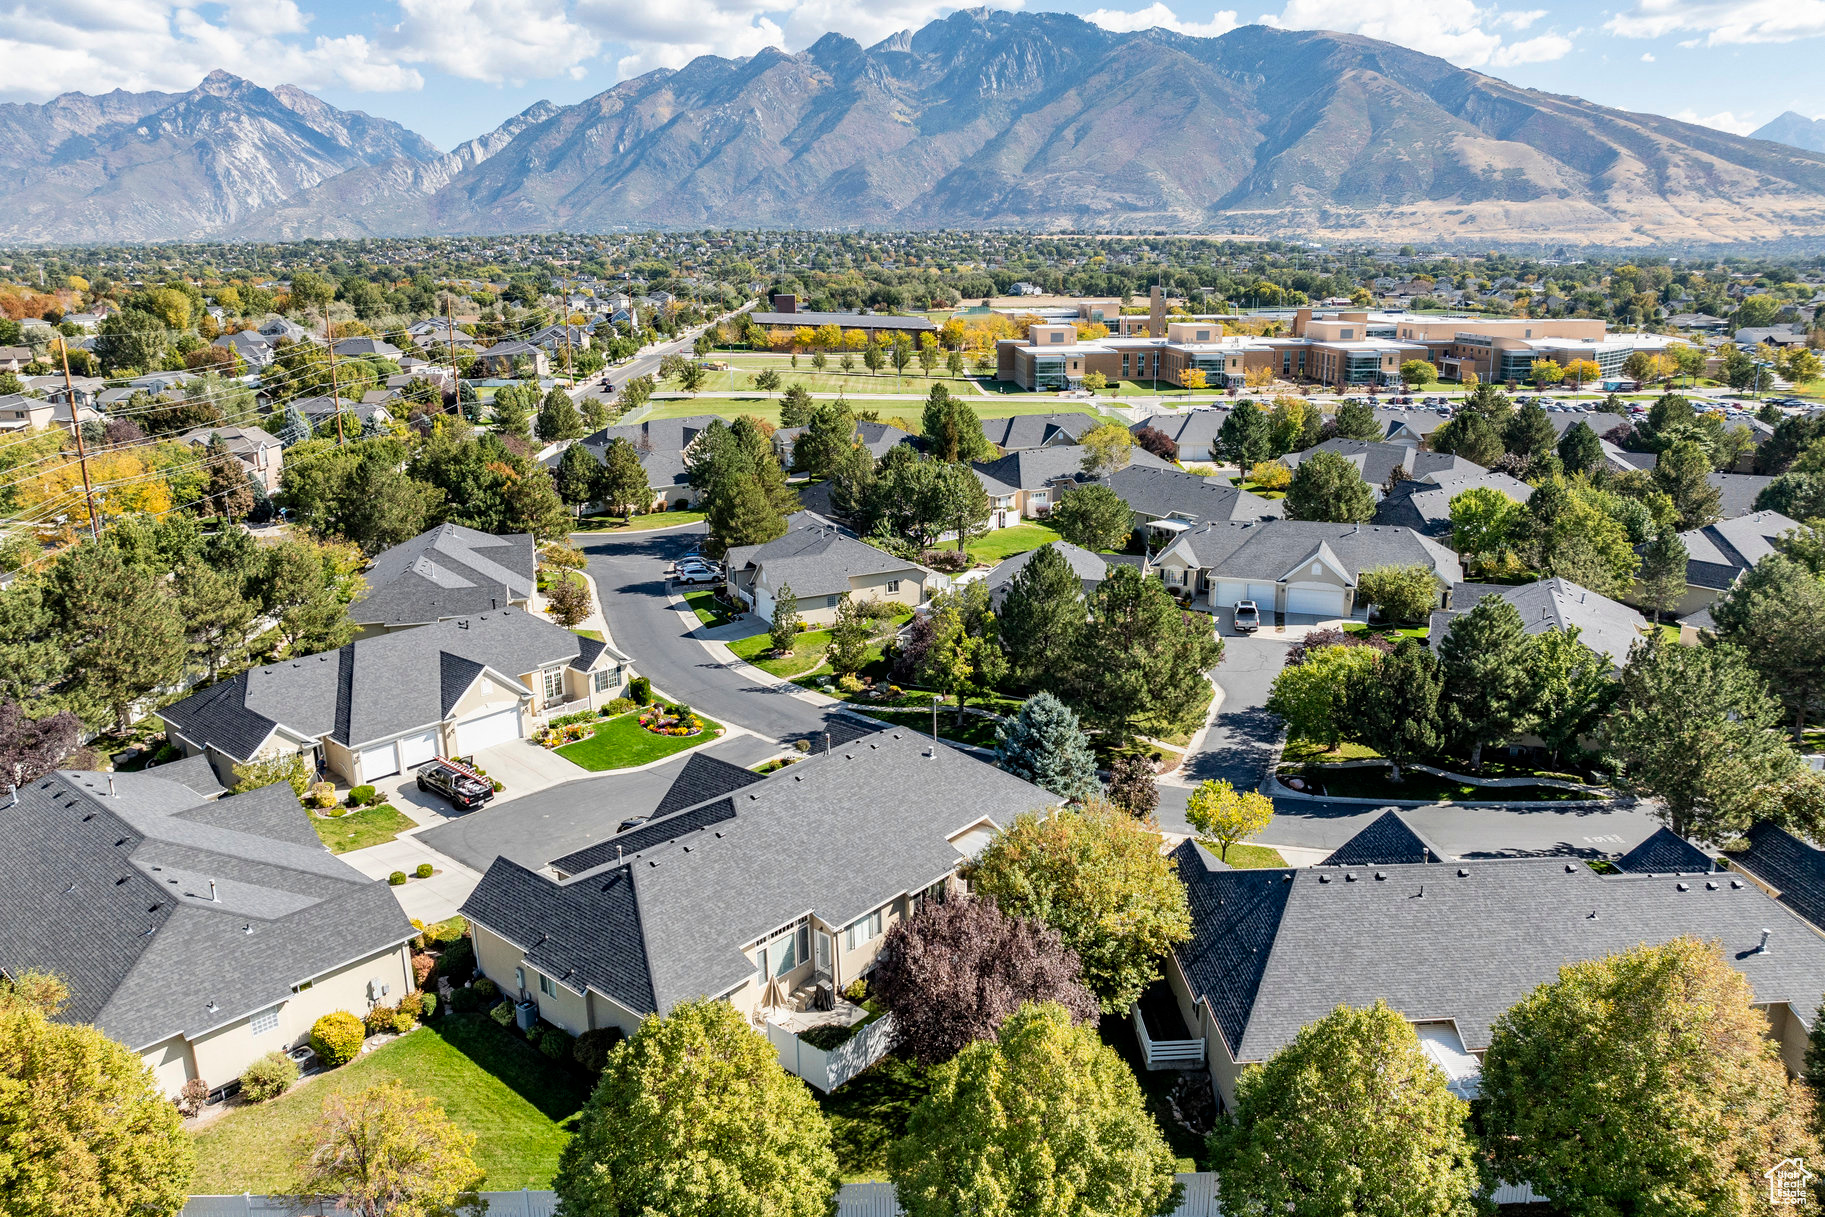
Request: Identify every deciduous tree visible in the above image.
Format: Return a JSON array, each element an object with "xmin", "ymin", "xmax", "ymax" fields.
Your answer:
[
  {"xmin": 1481, "ymin": 938, "xmax": 1820, "ymax": 1217},
  {"xmin": 554, "ymin": 999, "xmax": 839, "ymax": 1217},
  {"xmin": 1449, "ymin": 486, "xmax": 1523, "ymax": 573},
  {"xmin": 1211, "ymin": 1002, "xmax": 1481, "ymax": 1217},
  {"xmin": 1049, "ymin": 483, "xmax": 1132, "ymax": 553},
  {"xmin": 967, "ymin": 802, "xmax": 1192, "ymax": 1012},
  {"xmin": 0, "ymin": 701, "xmax": 80, "ymax": 791},
  {"xmin": 1265, "ymin": 643, "xmax": 1381, "ymax": 751},
  {"xmin": 1356, "ymin": 564, "xmax": 1438, "ymax": 625},
  {"xmin": 888, "ymin": 1003, "xmax": 1182, "ymax": 1217},
  {"xmin": 872, "ymin": 896, "xmax": 1098, "ymax": 1066},
  {"xmin": 1521, "ymin": 626, "xmax": 1614, "ymax": 765},
  {"xmin": 297, "ymin": 1081, "xmax": 484, "ymax": 1217},
  {"xmin": 1710, "ymin": 554, "xmax": 1825, "ymax": 738},
  {"xmin": 1078, "ymin": 423, "xmax": 1134, "ymax": 475},
  {"xmin": 1185, "ymin": 778, "xmax": 1274, "ymax": 861}
]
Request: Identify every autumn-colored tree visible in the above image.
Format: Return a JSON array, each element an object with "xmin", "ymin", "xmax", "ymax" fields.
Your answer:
[
  {"xmin": 296, "ymin": 1081, "xmax": 484, "ymax": 1217},
  {"xmin": 1185, "ymin": 778, "xmax": 1275, "ymax": 861}
]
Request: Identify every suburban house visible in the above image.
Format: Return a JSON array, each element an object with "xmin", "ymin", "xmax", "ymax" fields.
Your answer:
[
  {"xmin": 1429, "ymin": 577, "xmax": 1648, "ymax": 669},
  {"xmin": 558, "ymin": 414, "xmax": 725, "ymax": 511},
  {"xmin": 293, "ymin": 396, "xmax": 392, "ymax": 432},
  {"xmin": 1709, "ymin": 472, "xmax": 1776, "ymax": 520},
  {"xmin": 1374, "ymin": 469, "xmax": 1534, "ymax": 537},
  {"xmin": 1101, "ymin": 465, "xmax": 1284, "ymax": 532},
  {"xmin": 1281, "ymin": 438, "xmax": 1484, "ymax": 499},
  {"xmin": 181, "ymin": 425, "xmax": 284, "ymax": 494},
  {"xmin": 1152, "ymin": 520, "xmax": 1462, "ymax": 619},
  {"xmin": 1165, "ymin": 814, "xmax": 1825, "ymax": 1111},
  {"xmin": 981, "ymin": 541, "xmax": 1130, "ymax": 606},
  {"xmin": 775, "ymin": 421, "xmax": 915, "ymax": 469},
  {"xmin": 0, "ymin": 766, "xmax": 414, "ymax": 1098},
  {"xmin": 0, "ymin": 393, "xmax": 101, "ymax": 431},
  {"xmin": 1632, "ymin": 509, "xmax": 1799, "ymax": 618},
  {"xmin": 980, "ymin": 412, "xmax": 1102, "ymax": 451},
  {"xmin": 1128, "ymin": 410, "xmax": 1228, "ymax": 462},
  {"xmin": 331, "ymin": 337, "xmax": 403, "ymax": 360},
  {"xmin": 472, "ymin": 341, "xmax": 551, "ymax": 377},
  {"xmin": 349, "ymin": 524, "xmax": 537, "ymax": 635},
  {"xmin": 725, "ymin": 518, "xmax": 929, "ymax": 625},
  {"xmin": 211, "ymin": 330, "xmax": 279, "ymax": 370},
  {"xmin": 1728, "ymin": 822, "xmax": 1825, "ymax": 938},
  {"xmin": 0, "ymin": 345, "xmax": 32, "ymax": 372},
  {"xmin": 971, "ymin": 445, "xmax": 1176, "ymax": 528},
  {"xmin": 161, "ymin": 609, "xmax": 630, "ymax": 787},
  {"xmin": 461, "ymin": 726, "xmax": 1050, "ymax": 1040}
]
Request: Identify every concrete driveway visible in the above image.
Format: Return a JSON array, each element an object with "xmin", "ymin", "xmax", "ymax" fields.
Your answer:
[
  {"xmin": 373, "ymin": 740, "xmax": 588, "ymax": 826},
  {"xmin": 339, "ymin": 838, "xmax": 480, "ymax": 923}
]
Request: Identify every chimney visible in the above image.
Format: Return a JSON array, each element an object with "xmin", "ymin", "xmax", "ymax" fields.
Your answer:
[
  {"xmin": 1758, "ymin": 928, "xmax": 1772, "ymax": 954},
  {"xmin": 1149, "ymin": 286, "xmax": 1165, "ymax": 337}
]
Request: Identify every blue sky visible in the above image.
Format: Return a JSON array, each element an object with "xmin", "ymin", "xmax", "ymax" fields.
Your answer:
[{"xmin": 3, "ymin": 0, "xmax": 1819, "ymax": 149}]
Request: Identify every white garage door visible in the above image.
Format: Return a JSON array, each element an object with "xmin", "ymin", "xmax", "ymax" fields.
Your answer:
[
  {"xmin": 397, "ymin": 729, "xmax": 438, "ymax": 771},
  {"xmin": 1210, "ymin": 580, "xmax": 1244, "ymax": 608},
  {"xmin": 455, "ymin": 707, "xmax": 521, "ymax": 754},
  {"xmin": 1244, "ymin": 582, "xmax": 1276, "ymax": 606},
  {"xmin": 1286, "ymin": 585, "xmax": 1347, "ymax": 617},
  {"xmin": 359, "ymin": 743, "xmax": 400, "ymax": 780}
]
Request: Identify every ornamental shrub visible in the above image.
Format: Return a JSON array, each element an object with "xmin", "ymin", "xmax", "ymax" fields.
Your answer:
[
  {"xmin": 388, "ymin": 871, "xmax": 407, "ymax": 886},
  {"xmin": 489, "ymin": 1000, "xmax": 514, "ymax": 1027},
  {"xmin": 364, "ymin": 1003, "xmax": 398, "ymax": 1035},
  {"xmin": 412, "ymin": 953, "xmax": 435, "ymax": 987},
  {"xmin": 415, "ymin": 863, "xmax": 434, "ymax": 879},
  {"xmin": 629, "ymin": 676, "xmax": 651, "ymax": 704},
  {"xmin": 436, "ymin": 938, "xmax": 475, "ymax": 984},
  {"xmin": 472, "ymin": 977, "xmax": 498, "ymax": 1001},
  {"xmin": 573, "ymin": 1027, "xmax": 624, "ymax": 1074},
  {"xmin": 416, "ymin": 991, "xmax": 438, "ymax": 1020},
  {"xmin": 238, "ymin": 1051, "xmax": 297, "ymax": 1103},
  {"xmin": 348, "ymin": 785, "xmax": 377, "ymax": 807},
  {"xmin": 539, "ymin": 1027, "xmax": 574, "ymax": 1060},
  {"xmin": 310, "ymin": 1011, "xmax": 365, "ymax": 1067},
  {"xmin": 449, "ymin": 985, "xmax": 484, "ymax": 1014}
]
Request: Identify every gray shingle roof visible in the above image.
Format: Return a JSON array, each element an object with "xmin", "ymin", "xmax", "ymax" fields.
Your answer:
[
  {"xmin": 751, "ymin": 310, "xmax": 935, "ymax": 332},
  {"xmin": 1676, "ymin": 510, "xmax": 1798, "ymax": 590},
  {"xmin": 1614, "ymin": 827, "xmax": 1716, "ymax": 875},
  {"xmin": 1159, "ymin": 520, "xmax": 1461, "ymax": 584},
  {"xmin": 163, "ymin": 609, "xmax": 606, "ymax": 759},
  {"xmin": 1321, "ymin": 810, "xmax": 1445, "ymax": 866},
  {"xmin": 776, "ymin": 422, "xmax": 915, "ymax": 464},
  {"xmin": 652, "ymin": 752, "xmax": 767, "ymax": 817},
  {"xmin": 981, "ymin": 413, "xmax": 1101, "ymax": 450},
  {"xmin": 725, "ymin": 522, "xmax": 919, "ymax": 600},
  {"xmin": 1284, "ymin": 438, "xmax": 1482, "ymax": 488},
  {"xmin": 1130, "ymin": 410, "xmax": 1228, "ymax": 456},
  {"xmin": 1708, "ymin": 472, "xmax": 1776, "ymax": 520},
  {"xmin": 1429, "ymin": 578, "xmax": 1647, "ymax": 669},
  {"xmin": 0, "ymin": 771, "xmax": 412, "ymax": 1052},
  {"xmin": 983, "ymin": 541, "xmax": 1112, "ymax": 604},
  {"xmin": 351, "ymin": 525, "xmax": 537, "ymax": 628},
  {"xmin": 1101, "ymin": 465, "xmax": 1283, "ymax": 524},
  {"xmin": 1731, "ymin": 822, "xmax": 1825, "ymax": 933},
  {"xmin": 462, "ymin": 728, "xmax": 1053, "ymax": 1014},
  {"xmin": 973, "ymin": 445, "xmax": 1173, "ymax": 495},
  {"xmin": 1373, "ymin": 470, "xmax": 1533, "ymax": 537},
  {"xmin": 1174, "ymin": 846, "xmax": 1825, "ymax": 1062}
]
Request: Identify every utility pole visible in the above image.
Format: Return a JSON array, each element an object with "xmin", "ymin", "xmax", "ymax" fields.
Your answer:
[
  {"xmin": 563, "ymin": 277, "xmax": 576, "ymax": 391},
  {"xmin": 443, "ymin": 294, "xmax": 460, "ymax": 419},
  {"xmin": 59, "ymin": 339, "xmax": 99, "ymax": 541},
  {"xmin": 324, "ymin": 304, "xmax": 344, "ymax": 445}
]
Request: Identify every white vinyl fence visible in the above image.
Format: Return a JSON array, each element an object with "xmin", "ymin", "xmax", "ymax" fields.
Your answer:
[{"xmin": 766, "ymin": 1013, "xmax": 899, "ymax": 1092}]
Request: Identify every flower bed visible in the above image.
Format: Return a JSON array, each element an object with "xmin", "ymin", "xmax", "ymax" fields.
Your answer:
[
  {"xmin": 639, "ymin": 705, "xmax": 705, "ymax": 737},
  {"xmin": 536, "ymin": 722, "xmax": 596, "ymax": 749}
]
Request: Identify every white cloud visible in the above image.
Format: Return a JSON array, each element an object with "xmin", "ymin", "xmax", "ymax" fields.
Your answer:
[
  {"xmin": 1674, "ymin": 107, "xmax": 1760, "ymax": 132},
  {"xmin": 387, "ymin": 0, "xmax": 599, "ymax": 83},
  {"xmin": 1606, "ymin": 0, "xmax": 1825, "ymax": 44},
  {"xmin": 1641, "ymin": 49, "xmax": 1656, "ymax": 58},
  {"xmin": 1490, "ymin": 31, "xmax": 1574, "ymax": 62},
  {"xmin": 1256, "ymin": 0, "xmax": 1571, "ymax": 67},
  {"xmin": 0, "ymin": 0, "xmax": 424, "ymax": 99},
  {"xmin": 1085, "ymin": 2, "xmax": 1241, "ymax": 37}
]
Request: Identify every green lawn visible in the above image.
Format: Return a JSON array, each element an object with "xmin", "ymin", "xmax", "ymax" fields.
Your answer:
[
  {"xmin": 1342, "ymin": 622, "xmax": 1430, "ymax": 641},
  {"xmin": 683, "ymin": 589, "xmax": 738, "ymax": 628},
  {"xmin": 865, "ymin": 707, "xmax": 1005, "ymax": 750},
  {"xmin": 555, "ymin": 710, "xmax": 723, "ymax": 771},
  {"xmin": 728, "ymin": 628, "xmax": 833, "ymax": 677},
  {"xmin": 572, "ymin": 508, "xmax": 705, "ymax": 533},
  {"xmin": 963, "ymin": 520, "xmax": 1067, "ymax": 565},
  {"xmin": 572, "ymin": 628, "xmax": 604, "ymax": 642},
  {"xmin": 190, "ymin": 1015, "xmax": 592, "ymax": 1192},
  {"xmin": 309, "ymin": 804, "xmax": 417, "ymax": 854},
  {"xmin": 1220, "ymin": 843, "xmax": 1289, "ymax": 869},
  {"xmin": 815, "ymin": 1055, "xmax": 932, "ymax": 1182},
  {"xmin": 1281, "ymin": 738, "xmax": 1383, "ymax": 766},
  {"xmin": 697, "ymin": 366, "xmax": 966, "ymax": 396}
]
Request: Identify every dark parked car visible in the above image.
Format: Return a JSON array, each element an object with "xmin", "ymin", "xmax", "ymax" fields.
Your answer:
[{"xmin": 416, "ymin": 757, "xmax": 495, "ymax": 811}]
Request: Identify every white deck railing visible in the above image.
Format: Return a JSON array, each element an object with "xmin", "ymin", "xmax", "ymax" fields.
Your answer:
[{"xmin": 1133, "ymin": 1002, "xmax": 1206, "ymax": 1069}]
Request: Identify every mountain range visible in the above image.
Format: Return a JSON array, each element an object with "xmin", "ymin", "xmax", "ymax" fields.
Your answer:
[
  {"xmin": 1753, "ymin": 111, "xmax": 1825, "ymax": 156},
  {"xmin": 10, "ymin": 11, "xmax": 1825, "ymax": 246}
]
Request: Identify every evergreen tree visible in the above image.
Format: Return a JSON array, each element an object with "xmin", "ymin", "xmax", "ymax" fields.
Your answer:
[
  {"xmin": 1556, "ymin": 420, "xmax": 1604, "ymax": 476},
  {"xmin": 1436, "ymin": 596, "xmax": 1532, "ymax": 770},
  {"xmin": 1636, "ymin": 523, "xmax": 1689, "ymax": 623},
  {"xmin": 1503, "ymin": 403, "xmax": 1557, "ymax": 461},
  {"xmin": 778, "ymin": 383, "xmax": 814, "ymax": 427},
  {"xmin": 825, "ymin": 595, "xmax": 873, "ymax": 678},
  {"xmin": 1331, "ymin": 399, "xmax": 1383, "ymax": 443},
  {"xmin": 706, "ymin": 474, "xmax": 787, "ymax": 557},
  {"xmin": 1284, "ymin": 450, "xmax": 1375, "ymax": 523},
  {"xmin": 46, "ymin": 543, "xmax": 184, "ymax": 732},
  {"xmin": 489, "ymin": 383, "xmax": 536, "ymax": 435},
  {"xmin": 1345, "ymin": 638, "xmax": 1441, "ymax": 780},
  {"xmin": 594, "ymin": 437, "xmax": 650, "ymax": 520},
  {"xmin": 921, "ymin": 384, "xmax": 990, "ymax": 462},
  {"xmin": 553, "ymin": 443, "xmax": 599, "ymax": 517},
  {"xmin": 1065, "ymin": 565, "xmax": 1223, "ymax": 741},
  {"xmin": 1522, "ymin": 626, "xmax": 1614, "ymax": 765},
  {"xmin": 1430, "ymin": 412, "xmax": 1505, "ymax": 467},
  {"xmin": 535, "ymin": 386, "xmax": 585, "ymax": 442},
  {"xmin": 201, "ymin": 436, "xmax": 255, "ymax": 521},
  {"xmin": 500, "ymin": 464, "xmax": 571, "ymax": 543},
  {"xmin": 174, "ymin": 559, "xmax": 254, "ymax": 682},
  {"xmin": 793, "ymin": 399, "xmax": 856, "ymax": 479},
  {"xmin": 996, "ymin": 543, "xmax": 1087, "ymax": 688},
  {"xmin": 1049, "ymin": 483, "xmax": 1132, "ymax": 552},
  {"xmin": 994, "ymin": 691, "xmax": 1102, "ymax": 802},
  {"xmin": 1654, "ymin": 438, "xmax": 1723, "ymax": 529},
  {"xmin": 1710, "ymin": 553, "xmax": 1825, "ymax": 738},
  {"xmin": 769, "ymin": 583, "xmax": 801, "ymax": 655},
  {"xmin": 1214, "ymin": 400, "xmax": 1272, "ymax": 468}
]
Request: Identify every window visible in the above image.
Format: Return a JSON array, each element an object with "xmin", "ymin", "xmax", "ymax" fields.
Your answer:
[
  {"xmin": 826, "ymin": 595, "xmax": 839, "ymax": 608},
  {"xmin": 886, "ymin": 580, "xmax": 900, "ymax": 594},
  {"xmin": 1029, "ymin": 491, "xmax": 1048, "ymax": 505},
  {"xmin": 250, "ymin": 1006, "xmax": 279, "ymax": 1036},
  {"xmin": 1049, "ymin": 331, "xmax": 1063, "ymax": 343},
  {"xmin": 593, "ymin": 668, "xmax": 617, "ymax": 693},
  {"xmin": 291, "ymin": 980, "xmax": 313, "ymax": 994},
  {"xmin": 539, "ymin": 973, "xmax": 557, "ymax": 997},
  {"xmin": 845, "ymin": 908, "xmax": 884, "ymax": 951},
  {"xmin": 542, "ymin": 669, "xmax": 564, "ymax": 702}
]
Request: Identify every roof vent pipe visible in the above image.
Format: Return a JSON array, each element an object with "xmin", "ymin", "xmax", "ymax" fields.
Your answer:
[
  {"xmin": 108, "ymin": 776, "xmax": 116, "ymax": 798},
  {"xmin": 1759, "ymin": 928, "xmax": 1772, "ymax": 954},
  {"xmin": 209, "ymin": 880, "xmax": 219, "ymax": 902}
]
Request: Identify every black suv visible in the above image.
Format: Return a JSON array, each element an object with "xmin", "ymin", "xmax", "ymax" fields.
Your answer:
[{"xmin": 416, "ymin": 758, "xmax": 495, "ymax": 811}]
